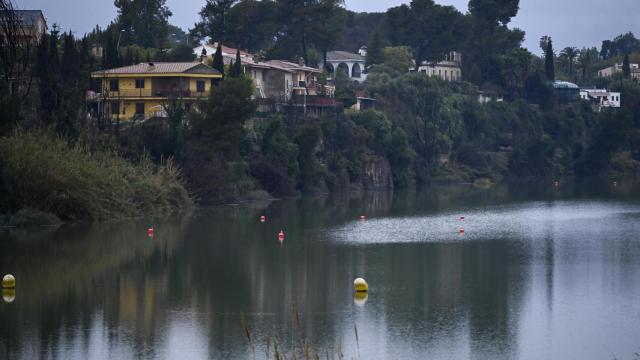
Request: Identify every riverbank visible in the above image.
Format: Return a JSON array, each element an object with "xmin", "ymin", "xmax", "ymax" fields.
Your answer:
[{"xmin": 0, "ymin": 132, "xmax": 193, "ymax": 226}]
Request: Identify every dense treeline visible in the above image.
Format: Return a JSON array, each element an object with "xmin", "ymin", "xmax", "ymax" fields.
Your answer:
[{"xmin": 1, "ymin": 0, "xmax": 640, "ymax": 223}]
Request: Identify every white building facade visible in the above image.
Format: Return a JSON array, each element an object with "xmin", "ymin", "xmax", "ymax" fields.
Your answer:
[
  {"xmin": 416, "ymin": 51, "xmax": 462, "ymax": 82},
  {"xmin": 321, "ymin": 49, "xmax": 368, "ymax": 83},
  {"xmin": 580, "ymin": 88, "xmax": 621, "ymax": 111},
  {"xmin": 597, "ymin": 63, "xmax": 640, "ymax": 78}
]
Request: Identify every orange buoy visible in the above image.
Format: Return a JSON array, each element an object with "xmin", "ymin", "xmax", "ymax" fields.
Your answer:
[
  {"xmin": 147, "ymin": 227, "xmax": 154, "ymax": 238},
  {"xmin": 260, "ymin": 215, "xmax": 266, "ymax": 223},
  {"xmin": 278, "ymin": 230, "xmax": 285, "ymax": 241}
]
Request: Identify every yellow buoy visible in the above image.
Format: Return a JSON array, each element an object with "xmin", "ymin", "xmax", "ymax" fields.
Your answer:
[
  {"xmin": 2, "ymin": 274, "xmax": 15, "ymax": 289},
  {"xmin": 2, "ymin": 289, "xmax": 15, "ymax": 303},
  {"xmin": 353, "ymin": 277, "xmax": 368, "ymax": 293}
]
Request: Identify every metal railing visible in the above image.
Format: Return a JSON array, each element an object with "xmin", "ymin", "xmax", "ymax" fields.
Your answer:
[{"xmin": 103, "ymin": 89, "xmax": 211, "ymax": 98}]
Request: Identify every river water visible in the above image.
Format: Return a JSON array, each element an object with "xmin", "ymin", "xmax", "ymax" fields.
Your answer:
[{"xmin": 2, "ymin": 180, "xmax": 640, "ymax": 359}]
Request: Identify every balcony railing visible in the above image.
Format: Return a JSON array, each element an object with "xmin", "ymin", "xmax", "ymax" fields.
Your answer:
[{"xmin": 103, "ymin": 89, "xmax": 211, "ymax": 98}]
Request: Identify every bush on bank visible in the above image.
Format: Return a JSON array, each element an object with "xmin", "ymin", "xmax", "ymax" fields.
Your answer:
[{"xmin": 0, "ymin": 132, "xmax": 192, "ymax": 223}]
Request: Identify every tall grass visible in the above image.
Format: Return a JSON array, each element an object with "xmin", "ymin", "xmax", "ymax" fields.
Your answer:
[
  {"xmin": 0, "ymin": 132, "xmax": 192, "ymax": 221},
  {"xmin": 240, "ymin": 304, "xmax": 359, "ymax": 360}
]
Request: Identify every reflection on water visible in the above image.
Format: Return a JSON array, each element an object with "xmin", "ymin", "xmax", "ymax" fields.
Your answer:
[{"xmin": 1, "ymin": 180, "xmax": 640, "ymax": 359}]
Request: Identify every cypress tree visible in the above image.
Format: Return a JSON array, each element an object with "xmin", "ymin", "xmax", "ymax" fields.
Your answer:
[
  {"xmin": 212, "ymin": 43, "xmax": 225, "ymax": 78},
  {"xmin": 366, "ymin": 27, "xmax": 384, "ymax": 68},
  {"xmin": 103, "ymin": 32, "xmax": 119, "ymax": 69},
  {"xmin": 545, "ymin": 39, "xmax": 555, "ymax": 81},
  {"xmin": 233, "ymin": 49, "xmax": 242, "ymax": 77},
  {"xmin": 200, "ymin": 47, "xmax": 207, "ymax": 62},
  {"xmin": 61, "ymin": 32, "xmax": 77, "ymax": 83},
  {"xmin": 229, "ymin": 59, "xmax": 235, "ymax": 77},
  {"xmin": 622, "ymin": 53, "xmax": 631, "ymax": 78}
]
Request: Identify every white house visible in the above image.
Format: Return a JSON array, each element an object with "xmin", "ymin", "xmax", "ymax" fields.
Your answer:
[
  {"xmin": 580, "ymin": 88, "xmax": 621, "ymax": 111},
  {"xmin": 321, "ymin": 48, "xmax": 368, "ymax": 83},
  {"xmin": 597, "ymin": 63, "xmax": 639, "ymax": 78},
  {"xmin": 193, "ymin": 43, "xmax": 254, "ymax": 63},
  {"xmin": 415, "ymin": 51, "xmax": 462, "ymax": 82}
]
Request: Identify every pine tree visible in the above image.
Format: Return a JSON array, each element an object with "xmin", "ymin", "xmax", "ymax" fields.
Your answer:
[
  {"xmin": 366, "ymin": 27, "xmax": 384, "ymax": 68},
  {"xmin": 622, "ymin": 53, "xmax": 631, "ymax": 78},
  {"xmin": 545, "ymin": 39, "xmax": 555, "ymax": 81},
  {"xmin": 212, "ymin": 43, "xmax": 225, "ymax": 78}
]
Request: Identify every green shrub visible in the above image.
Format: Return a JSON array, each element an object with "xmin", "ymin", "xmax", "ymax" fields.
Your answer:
[{"xmin": 0, "ymin": 132, "xmax": 192, "ymax": 221}]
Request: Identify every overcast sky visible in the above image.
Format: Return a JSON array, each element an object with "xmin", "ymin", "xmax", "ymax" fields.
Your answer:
[{"xmin": 15, "ymin": 0, "xmax": 640, "ymax": 55}]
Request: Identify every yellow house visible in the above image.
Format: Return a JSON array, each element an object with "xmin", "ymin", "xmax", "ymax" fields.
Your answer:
[{"xmin": 91, "ymin": 62, "xmax": 222, "ymax": 121}]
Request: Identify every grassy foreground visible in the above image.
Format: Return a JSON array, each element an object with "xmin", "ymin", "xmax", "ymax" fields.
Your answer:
[{"xmin": 0, "ymin": 132, "xmax": 192, "ymax": 223}]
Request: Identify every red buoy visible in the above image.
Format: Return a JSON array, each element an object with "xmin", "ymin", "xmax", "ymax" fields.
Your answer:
[
  {"xmin": 459, "ymin": 227, "xmax": 465, "ymax": 234},
  {"xmin": 278, "ymin": 230, "xmax": 285, "ymax": 241},
  {"xmin": 147, "ymin": 227, "xmax": 154, "ymax": 238},
  {"xmin": 360, "ymin": 215, "xmax": 366, "ymax": 221},
  {"xmin": 260, "ymin": 215, "xmax": 266, "ymax": 223},
  {"xmin": 460, "ymin": 216, "xmax": 465, "ymax": 221}
]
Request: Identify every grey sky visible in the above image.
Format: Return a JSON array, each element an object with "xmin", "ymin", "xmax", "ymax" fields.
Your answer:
[{"xmin": 15, "ymin": 0, "xmax": 640, "ymax": 55}]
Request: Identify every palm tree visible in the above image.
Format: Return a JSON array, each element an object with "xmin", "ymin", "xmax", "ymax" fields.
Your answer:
[
  {"xmin": 560, "ymin": 47, "xmax": 580, "ymax": 80},
  {"xmin": 577, "ymin": 47, "xmax": 598, "ymax": 82},
  {"xmin": 539, "ymin": 35, "xmax": 551, "ymax": 55}
]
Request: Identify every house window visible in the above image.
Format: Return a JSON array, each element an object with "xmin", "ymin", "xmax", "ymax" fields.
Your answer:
[
  {"xmin": 135, "ymin": 103, "xmax": 144, "ymax": 115},
  {"xmin": 109, "ymin": 79, "xmax": 119, "ymax": 91},
  {"xmin": 135, "ymin": 79, "xmax": 145, "ymax": 89},
  {"xmin": 197, "ymin": 80, "xmax": 206, "ymax": 93},
  {"xmin": 111, "ymin": 102, "xmax": 120, "ymax": 115}
]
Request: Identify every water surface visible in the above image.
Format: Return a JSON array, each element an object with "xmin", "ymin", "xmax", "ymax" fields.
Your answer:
[{"xmin": 2, "ymin": 180, "xmax": 640, "ymax": 359}]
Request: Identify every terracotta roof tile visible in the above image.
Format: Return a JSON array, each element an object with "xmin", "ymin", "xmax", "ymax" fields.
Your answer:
[{"xmin": 92, "ymin": 62, "xmax": 221, "ymax": 76}]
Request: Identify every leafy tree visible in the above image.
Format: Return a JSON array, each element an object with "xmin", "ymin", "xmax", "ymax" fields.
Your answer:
[
  {"xmin": 381, "ymin": 46, "xmax": 413, "ymax": 74},
  {"xmin": 545, "ymin": 38, "xmax": 555, "ymax": 81},
  {"xmin": 462, "ymin": 0, "xmax": 523, "ymax": 84},
  {"xmin": 191, "ymin": 77, "xmax": 256, "ymax": 158},
  {"xmin": 272, "ymin": 0, "xmax": 345, "ymax": 65},
  {"xmin": 386, "ymin": 0, "xmax": 466, "ymax": 70},
  {"xmin": 499, "ymin": 48, "xmax": 532, "ymax": 100},
  {"xmin": 623, "ymin": 53, "xmax": 631, "ymax": 78},
  {"xmin": 225, "ymin": 0, "xmax": 279, "ymax": 52},
  {"xmin": 167, "ymin": 44, "xmax": 196, "ymax": 61},
  {"xmin": 468, "ymin": 0, "xmax": 519, "ymax": 27},
  {"xmin": 600, "ymin": 32, "xmax": 640, "ymax": 59},
  {"xmin": 250, "ymin": 117, "xmax": 300, "ymax": 195},
  {"xmin": 114, "ymin": 0, "xmax": 172, "ymax": 48},
  {"xmin": 334, "ymin": 68, "xmax": 357, "ymax": 108},
  {"xmin": 294, "ymin": 123, "xmax": 324, "ymax": 192},
  {"xmin": 190, "ymin": 0, "xmax": 238, "ymax": 43}
]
